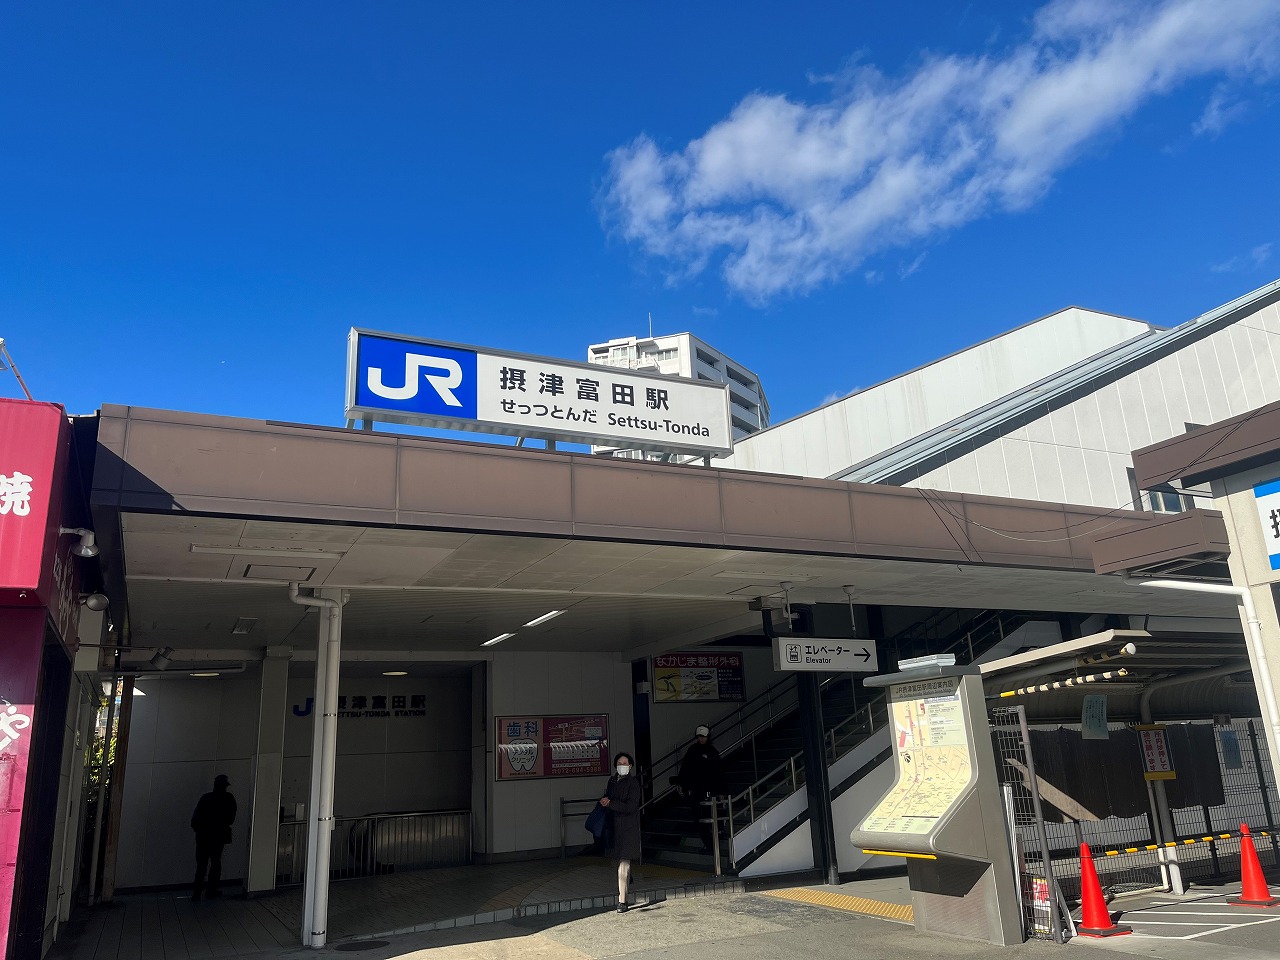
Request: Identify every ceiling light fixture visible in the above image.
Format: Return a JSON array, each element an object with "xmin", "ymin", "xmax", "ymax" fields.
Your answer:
[
  {"xmin": 190, "ymin": 672, "xmax": 221, "ymax": 678},
  {"xmin": 523, "ymin": 610, "xmax": 565, "ymax": 628},
  {"xmin": 482, "ymin": 633, "xmax": 516, "ymax": 647},
  {"xmin": 382, "ymin": 670, "xmax": 408, "ymax": 677},
  {"xmin": 190, "ymin": 544, "xmax": 344, "ymax": 560}
]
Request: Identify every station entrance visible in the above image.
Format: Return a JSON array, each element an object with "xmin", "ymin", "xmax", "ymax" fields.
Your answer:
[{"xmin": 68, "ymin": 403, "xmax": 1276, "ymax": 950}]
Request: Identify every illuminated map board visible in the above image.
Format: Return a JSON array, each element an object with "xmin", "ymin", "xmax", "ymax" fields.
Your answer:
[{"xmin": 860, "ymin": 676, "xmax": 975, "ymax": 836}]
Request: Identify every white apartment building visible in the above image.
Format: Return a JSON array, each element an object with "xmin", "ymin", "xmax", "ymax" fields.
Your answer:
[{"xmin": 587, "ymin": 332, "xmax": 769, "ymax": 451}]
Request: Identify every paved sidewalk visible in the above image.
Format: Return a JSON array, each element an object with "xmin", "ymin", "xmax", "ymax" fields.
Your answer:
[
  {"xmin": 262, "ymin": 855, "xmax": 728, "ymax": 941},
  {"xmin": 48, "ymin": 855, "xmax": 727, "ymax": 959},
  {"xmin": 181, "ymin": 886, "xmax": 1122, "ymax": 960},
  {"xmin": 73, "ymin": 870, "xmax": 1280, "ymax": 960}
]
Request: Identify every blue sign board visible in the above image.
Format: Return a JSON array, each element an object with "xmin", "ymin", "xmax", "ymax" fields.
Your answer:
[
  {"xmin": 1253, "ymin": 478, "xmax": 1280, "ymax": 570},
  {"xmin": 353, "ymin": 334, "xmax": 479, "ymax": 422}
]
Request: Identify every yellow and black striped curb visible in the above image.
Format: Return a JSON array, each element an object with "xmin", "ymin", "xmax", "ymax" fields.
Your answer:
[
  {"xmin": 1100, "ymin": 830, "xmax": 1270, "ymax": 857},
  {"xmin": 761, "ymin": 887, "xmax": 914, "ymax": 922}
]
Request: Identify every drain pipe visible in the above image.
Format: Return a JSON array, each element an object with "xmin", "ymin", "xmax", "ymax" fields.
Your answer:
[
  {"xmin": 1137, "ymin": 661, "xmax": 1252, "ymax": 896},
  {"xmin": 287, "ymin": 583, "xmax": 345, "ymax": 949},
  {"xmin": 1124, "ymin": 577, "xmax": 1280, "ymax": 779}
]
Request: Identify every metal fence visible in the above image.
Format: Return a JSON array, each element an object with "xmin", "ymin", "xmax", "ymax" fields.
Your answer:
[
  {"xmin": 993, "ymin": 711, "xmax": 1280, "ymax": 942},
  {"xmin": 1168, "ymin": 719, "xmax": 1280, "ymax": 883},
  {"xmin": 560, "ymin": 797, "xmax": 602, "ymax": 858},
  {"xmin": 991, "ymin": 705, "xmax": 1065, "ymax": 942},
  {"xmin": 277, "ymin": 809, "xmax": 471, "ymax": 885}
]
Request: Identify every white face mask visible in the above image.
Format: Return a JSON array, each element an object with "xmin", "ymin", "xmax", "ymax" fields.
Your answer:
[{"xmin": 616, "ymin": 764, "xmax": 631, "ymax": 776}]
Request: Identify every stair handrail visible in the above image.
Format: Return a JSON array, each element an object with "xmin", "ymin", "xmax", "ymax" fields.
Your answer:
[
  {"xmin": 640, "ymin": 672, "xmax": 801, "ymax": 812},
  {"xmin": 641, "ymin": 669, "xmax": 859, "ymax": 815},
  {"xmin": 891, "ymin": 605, "xmax": 971, "ymax": 642},
  {"xmin": 723, "ymin": 609, "xmax": 1034, "ymax": 839}
]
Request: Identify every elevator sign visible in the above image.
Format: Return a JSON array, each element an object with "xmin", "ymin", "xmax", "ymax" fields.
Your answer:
[
  {"xmin": 1253, "ymin": 477, "xmax": 1280, "ymax": 569},
  {"xmin": 773, "ymin": 637, "xmax": 879, "ymax": 672},
  {"xmin": 345, "ymin": 329, "xmax": 733, "ymax": 456}
]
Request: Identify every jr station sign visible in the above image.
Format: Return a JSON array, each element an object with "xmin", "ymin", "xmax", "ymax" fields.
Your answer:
[{"xmin": 344, "ymin": 329, "xmax": 733, "ymax": 457}]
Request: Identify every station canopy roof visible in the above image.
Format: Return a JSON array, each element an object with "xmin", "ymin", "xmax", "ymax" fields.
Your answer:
[{"xmin": 88, "ymin": 405, "xmax": 1243, "ymax": 666}]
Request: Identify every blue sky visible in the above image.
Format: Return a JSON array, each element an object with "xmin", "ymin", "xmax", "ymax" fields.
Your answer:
[{"xmin": 2, "ymin": 0, "xmax": 1279, "ymax": 434}]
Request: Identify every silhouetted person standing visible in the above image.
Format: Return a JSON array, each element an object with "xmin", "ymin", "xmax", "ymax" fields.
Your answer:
[
  {"xmin": 191, "ymin": 774, "xmax": 236, "ymax": 900},
  {"xmin": 677, "ymin": 725, "xmax": 724, "ymax": 853}
]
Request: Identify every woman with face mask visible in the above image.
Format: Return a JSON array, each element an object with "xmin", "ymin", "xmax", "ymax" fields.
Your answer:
[{"xmin": 598, "ymin": 751, "xmax": 642, "ymax": 912}]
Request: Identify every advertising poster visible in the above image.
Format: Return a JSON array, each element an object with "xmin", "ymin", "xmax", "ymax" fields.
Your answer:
[
  {"xmin": 652, "ymin": 652, "xmax": 745, "ymax": 703},
  {"xmin": 495, "ymin": 714, "xmax": 609, "ymax": 780}
]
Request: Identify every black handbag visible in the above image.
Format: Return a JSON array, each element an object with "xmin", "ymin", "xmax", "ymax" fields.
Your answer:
[{"xmin": 584, "ymin": 803, "xmax": 610, "ymax": 839}]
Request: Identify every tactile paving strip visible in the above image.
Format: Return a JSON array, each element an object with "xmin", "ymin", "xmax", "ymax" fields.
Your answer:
[{"xmin": 761, "ymin": 887, "xmax": 914, "ymax": 923}]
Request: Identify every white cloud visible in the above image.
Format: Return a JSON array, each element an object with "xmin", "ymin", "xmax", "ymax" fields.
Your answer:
[
  {"xmin": 899, "ymin": 252, "xmax": 928, "ymax": 279},
  {"xmin": 1210, "ymin": 241, "xmax": 1274, "ymax": 273},
  {"xmin": 821, "ymin": 387, "xmax": 859, "ymax": 406},
  {"xmin": 1194, "ymin": 86, "xmax": 1249, "ymax": 136},
  {"xmin": 600, "ymin": 0, "xmax": 1280, "ymax": 303}
]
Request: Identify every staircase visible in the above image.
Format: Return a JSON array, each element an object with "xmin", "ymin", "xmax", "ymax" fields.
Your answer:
[{"xmin": 641, "ymin": 608, "xmax": 1044, "ymax": 873}]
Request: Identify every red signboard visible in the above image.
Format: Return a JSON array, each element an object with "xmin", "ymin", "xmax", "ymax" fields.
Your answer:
[
  {"xmin": 1137, "ymin": 724, "xmax": 1176, "ymax": 781},
  {"xmin": 496, "ymin": 714, "xmax": 610, "ymax": 780},
  {"xmin": 0, "ymin": 607, "xmax": 46, "ymax": 960},
  {"xmin": 0, "ymin": 400, "xmax": 71, "ymax": 605}
]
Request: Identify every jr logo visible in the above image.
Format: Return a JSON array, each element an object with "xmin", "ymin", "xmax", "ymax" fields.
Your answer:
[
  {"xmin": 368, "ymin": 353, "xmax": 464, "ymax": 406},
  {"xmin": 354, "ymin": 335, "xmax": 479, "ymax": 420}
]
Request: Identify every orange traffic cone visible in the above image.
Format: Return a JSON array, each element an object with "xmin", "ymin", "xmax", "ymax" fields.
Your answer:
[
  {"xmin": 1077, "ymin": 843, "xmax": 1131, "ymax": 937},
  {"xmin": 1230, "ymin": 823, "xmax": 1280, "ymax": 907}
]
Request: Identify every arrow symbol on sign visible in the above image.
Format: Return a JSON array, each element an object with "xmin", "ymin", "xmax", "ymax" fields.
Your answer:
[{"xmin": 857, "ymin": 648, "xmax": 871, "ymax": 662}]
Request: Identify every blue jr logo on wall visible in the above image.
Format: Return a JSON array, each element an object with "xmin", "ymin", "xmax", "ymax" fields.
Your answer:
[{"xmin": 354, "ymin": 335, "xmax": 478, "ymax": 421}]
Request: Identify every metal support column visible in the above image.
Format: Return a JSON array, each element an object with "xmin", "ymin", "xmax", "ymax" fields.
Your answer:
[
  {"xmin": 310, "ymin": 589, "xmax": 344, "ymax": 948},
  {"xmin": 246, "ymin": 646, "xmax": 293, "ymax": 894},
  {"xmin": 290, "ymin": 584, "xmax": 346, "ymax": 949},
  {"xmin": 797, "ymin": 672, "xmax": 840, "ymax": 885}
]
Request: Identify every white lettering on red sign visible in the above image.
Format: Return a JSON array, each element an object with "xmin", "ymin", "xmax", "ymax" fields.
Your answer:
[
  {"xmin": 0, "ymin": 472, "xmax": 33, "ymax": 516},
  {"xmin": 0, "ymin": 704, "xmax": 32, "ymax": 752}
]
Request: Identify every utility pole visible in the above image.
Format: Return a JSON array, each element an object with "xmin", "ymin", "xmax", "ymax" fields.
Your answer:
[{"xmin": 0, "ymin": 338, "xmax": 35, "ymax": 400}]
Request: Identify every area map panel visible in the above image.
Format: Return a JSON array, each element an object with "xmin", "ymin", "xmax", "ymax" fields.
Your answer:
[{"xmin": 861, "ymin": 677, "xmax": 974, "ymax": 835}]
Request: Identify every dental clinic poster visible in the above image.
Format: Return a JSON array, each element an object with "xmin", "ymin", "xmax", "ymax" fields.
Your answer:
[{"xmin": 496, "ymin": 714, "xmax": 610, "ymax": 780}]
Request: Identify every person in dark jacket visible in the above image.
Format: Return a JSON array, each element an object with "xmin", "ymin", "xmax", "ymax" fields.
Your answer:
[
  {"xmin": 599, "ymin": 751, "xmax": 642, "ymax": 913},
  {"xmin": 676, "ymin": 725, "xmax": 724, "ymax": 852},
  {"xmin": 190, "ymin": 774, "xmax": 237, "ymax": 900}
]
